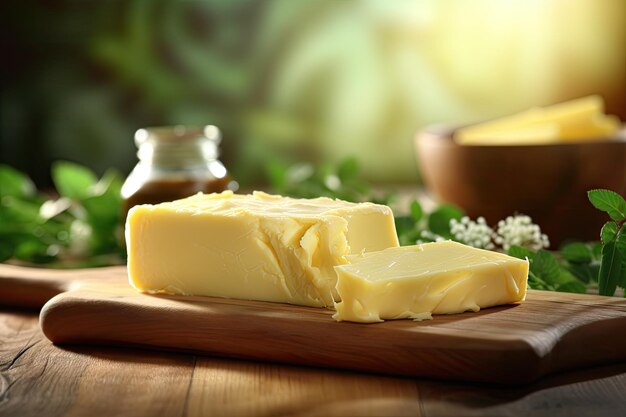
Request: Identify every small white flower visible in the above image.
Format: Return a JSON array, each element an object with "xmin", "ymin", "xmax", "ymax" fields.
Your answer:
[
  {"xmin": 449, "ymin": 217, "xmax": 495, "ymax": 249},
  {"xmin": 494, "ymin": 214, "xmax": 550, "ymax": 251}
]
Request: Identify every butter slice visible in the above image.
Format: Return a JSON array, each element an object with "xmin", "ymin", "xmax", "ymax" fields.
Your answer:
[
  {"xmin": 333, "ymin": 241, "xmax": 529, "ymax": 323},
  {"xmin": 126, "ymin": 191, "xmax": 399, "ymax": 307},
  {"xmin": 456, "ymin": 95, "xmax": 621, "ymax": 145}
]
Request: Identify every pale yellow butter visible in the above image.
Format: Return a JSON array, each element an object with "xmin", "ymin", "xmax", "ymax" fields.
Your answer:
[
  {"xmin": 126, "ymin": 191, "xmax": 399, "ymax": 307},
  {"xmin": 333, "ymin": 241, "xmax": 529, "ymax": 323},
  {"xmin": 456, "ymin": 95, "xmax": 621, "ymax": 145}
]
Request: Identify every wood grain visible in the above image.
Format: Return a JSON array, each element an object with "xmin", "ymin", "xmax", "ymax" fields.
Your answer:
[
  {"xmin": 2, "ymin": 309, "xmax": 626, "ymax": 417},
  {"xmin": 39, "ymin": 280, "xmax": 626, "ymax": 384},
  {"xmin": 0, "ymin": 264, "xmax": 127, "ymax": 308}
]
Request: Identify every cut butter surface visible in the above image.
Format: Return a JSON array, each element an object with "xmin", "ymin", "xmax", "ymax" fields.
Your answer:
[
  {"xmin": 126, "ymin": 191, "xmax": 399, "ymax": 307},
  {"xmin": 333, "ymin": 241, "xmax": 529, "ymax": 323}
]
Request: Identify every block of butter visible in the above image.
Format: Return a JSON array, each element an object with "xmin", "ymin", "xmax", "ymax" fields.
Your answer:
[
  {"xmin": 455, "ymin": 95, "xmax": 621, "ymax": 145},
  {"xmin": 333, "ymin": 241, "xmax": 529, "ymax": 323},
  {"xmin": 126, "ymin": 191, "xmax": 399, "ymax": 307}
]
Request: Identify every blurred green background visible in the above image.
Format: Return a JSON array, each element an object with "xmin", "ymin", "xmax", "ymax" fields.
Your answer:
[{"xmin": 1, "ymin": 0, "xmax": 624, "ymax": 188}]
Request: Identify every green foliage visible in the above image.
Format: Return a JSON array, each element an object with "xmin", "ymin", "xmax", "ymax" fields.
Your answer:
[
  {"xmin": 555, "ymin": 280, "xmax": 587, "ymax": 294},
  {"xmin": 507, "ymin": 245, "xmax": 587, "ymax": 293},
  {"xmin": 265, "ymin": 157, "xmax": 386, "ymax": 204},
  {"xmin": 0, "ymin": 162, "xmax": 125, "ymax": 268},
  {"xmin": 598, "ymin": 242, "xmax": 622, "ymax": 296},
  {"xmin": 515, "ymin": 189, "xmax": 626, "ymax": 296},
  {"xmin": 507, "ymin": 245, "xmax": 533, "ymax": 260},
  {"xmin": 0, "ymin": 165, "xmax": 37, "ymax": 198},
  {"xmin": 560, "ymin": 242, "xmax": 593, "ymax": 264},
  {"xmin": 393, "ymin": 200, "xmax": 465, "ymax": 246},
  {"xmin": 52, "ymin": 161, "xmax": 99, "ymax": 200},
  {"xmin": 409, "ymin": 200, "xmax": 423, "ymax": 223},
  {"xmin": 588, "ymin": 189, "xmax": 626, "ymax": 221},
  {"xmin": 601, "ymin": 222, "xmax": 617, "ymax": 244},
  {"xmin": 427, "ymin": 205, "xmax": 464, "ymax": 238},
  {"xmin": 531, "ymin": 251, "xmax": 561, "ymax": 283},
  {"xmin": 587, "ymin": 190, "xmax": 626, "ymax": 296}
]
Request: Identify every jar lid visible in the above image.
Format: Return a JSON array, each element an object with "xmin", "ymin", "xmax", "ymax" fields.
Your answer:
[
  {"xmin": 134, "ymin": 125, "xmax": 221, "ymax": 148},
  {"xmin": 134, "ymin": 125, "xmax": 222, "ymax": 168}
]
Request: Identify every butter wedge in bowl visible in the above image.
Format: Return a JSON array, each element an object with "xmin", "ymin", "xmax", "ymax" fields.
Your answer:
[{"xmin": 454, "ymin": 95, "xmax": 621, "ymax": 145}]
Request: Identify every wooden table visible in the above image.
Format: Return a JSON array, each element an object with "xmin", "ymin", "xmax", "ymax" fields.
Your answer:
[{"xmin": 2, "ymin": 307, "xmax": 625, "ymax": 417}]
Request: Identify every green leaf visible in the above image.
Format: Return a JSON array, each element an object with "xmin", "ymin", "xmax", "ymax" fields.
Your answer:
[
  {"xmin": 567, "ymin": 262, "xmax": 599, "ymax": 283},
  {"xmin": 337, "ymin": 157, "xmax": 359, "ymax": 182},
  {"xmin": 555, "ymin": 280, "xmax": 587, "ymax": 294},
  {"xmin": 598, "ymin": 241, "xmax": 622, "ymax": 296},
  {"xmin": 427, "ymin": 204, "xmax": 463, "ymax": 237},
  {"xmin": 600, "ymin": 222, "xmax": 618, "ymax": 244},
  {"xmin": 52, "ymin": 161, "xmax": 98, "ymax": 200},
  {"xmin": 591, "ymin": 242, "xmax": 603, "ymax": 260},
  {"xmin": 81, "ymin": 170, "xmax": 124, "ymax": 255},
  {"xmin": 0, "ymin": 242, "xmax": 13, "ymax": 262},
  {"xmin": 316, "ymin": 162, "xmax": 333, "ymax": 182},
  {"xmin": 508, "ymin": 245, "xmax": 534, "ymax": 261},
  {"xmin": 265, "ymin": 161, "xmax": 288, "ymax": 191},
  {"xmin": 1, "ymin": 196, "xmax": 43, "ymax": 224},
  {"xmin": 616, "ymin": 229, "xmax": 626, "ymax": 256},
  {"xmin": 12, "ymin": 236, "xmax": 54, "ymax": 263},
  {"xmin": 409, "ymin": 200, "xmax": 423, "ymax": 223},
  {"xmin": 82, "ymin": 171, "xmax": 122, "ymax": 221},
  {"xmin": 560, "ymin": 242, "xmax": 592, "ymax": 264},
  {"xmin": 527, "ymin": 270, "xmax": 554, "ymax": 291},
  {"xmin": 588, "ymin": 189, "xmax": 626, "ymax": 221},
  {"xmin": 617, "ymin": 232, "xmax": 626, "ymax": 290},
  {"xmin": 553, "ymin": 269, "xmax": 578, "ymax": 285},
  {"xmin": 531, "ymin": 250, "xmax": 561, "ymax": 283},
  {"xmin": 395, "ymin": 216, "xmax": 418, "ymax": 246},
  {"xmin": 0, "ymin": 164, "xmax": 36, "ymax": 198}
]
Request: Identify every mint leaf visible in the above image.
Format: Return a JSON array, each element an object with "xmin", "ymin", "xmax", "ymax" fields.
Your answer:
[
  {"xmin": 395, "ymin": 215, "xmax": 419, "ymax": 246},
  {"xmin": 0, "ymin": 242, "xmax": 13, "ymax": 262},
  {"xmin": 567, "ymin": 263, "xmax": 599, "ymax": 283},
  {"xmin": 82, "ymin": 170, "xmax": 124, "ymax": 255},
  {"xmin": 82, "ymin": 171, "xmax": 123, "ymax": 221},
  {"xmin": 410, "ymin": 200, "xmax": 423, "ymax": 223},
  {"xmin": 588, "ymin": 189, "xmax": 626, "ymax": 221},
  {"xmin": 601, "ymin": 222, "xmax": 618, "ymax": 244},
  {"xmin": 531, "ymin": 250, "xmax": 561, "ymax": 283},
  {"xmin": 508, "ymin": 245, "xmax": 534, "ymax": 261},
  {"xmin": 337, "ymin": 157, "xmax": 359, "ymax": 182},
  {"xmin": 598, "ymin": 241, "xmax": 622, "ymax": 296},
  {"xmin": 616, "ymin": 229, "xmax": 626, "ymax": 256},
  {"xmin": 428, "ymin": 204, "xmax": 463, "ymax": 237},
  {"xmin": 265, "ymin": 161, "xmax": 287, "ymax": 192},
  {"xmin": 591, "ymin": 242, "xmax": 603, "ymax": 260},
  {"xmin": 52, "ymin": 161, "xmax": 98, "ymax": 200},
  {"xmin": 618, "ymin": 232, "xmax": 626, "ymax": 290},
  {"xmin": 0, "ymin": 164, "xmax": 36, "ymax": 198},
  {"xmin": 527, "ymin": 270, "xmax": 554, "ymax": 291},
  {"xmin": 560, "ymin": 242, "xmax": 592, "ymax": 263}
]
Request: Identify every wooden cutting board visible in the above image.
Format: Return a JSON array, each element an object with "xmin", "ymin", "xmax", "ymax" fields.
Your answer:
[
  {"xmin": 2, "ymin": 264, "xmax": 625, "ymax": 384},
  {"xmin": 0, "ymin": 263, "xmax": 127, "ymax": 308}
]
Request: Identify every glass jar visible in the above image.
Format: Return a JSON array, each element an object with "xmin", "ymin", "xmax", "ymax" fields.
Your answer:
[{"xmin": 121, "ymin": 125, "xmax": 237, "ymax": 218}]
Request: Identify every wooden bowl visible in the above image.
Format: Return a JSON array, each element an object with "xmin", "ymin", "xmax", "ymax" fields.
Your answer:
[{"xmin": 415, "ymin": 125, "xmax": 626, "ymax": 246}]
